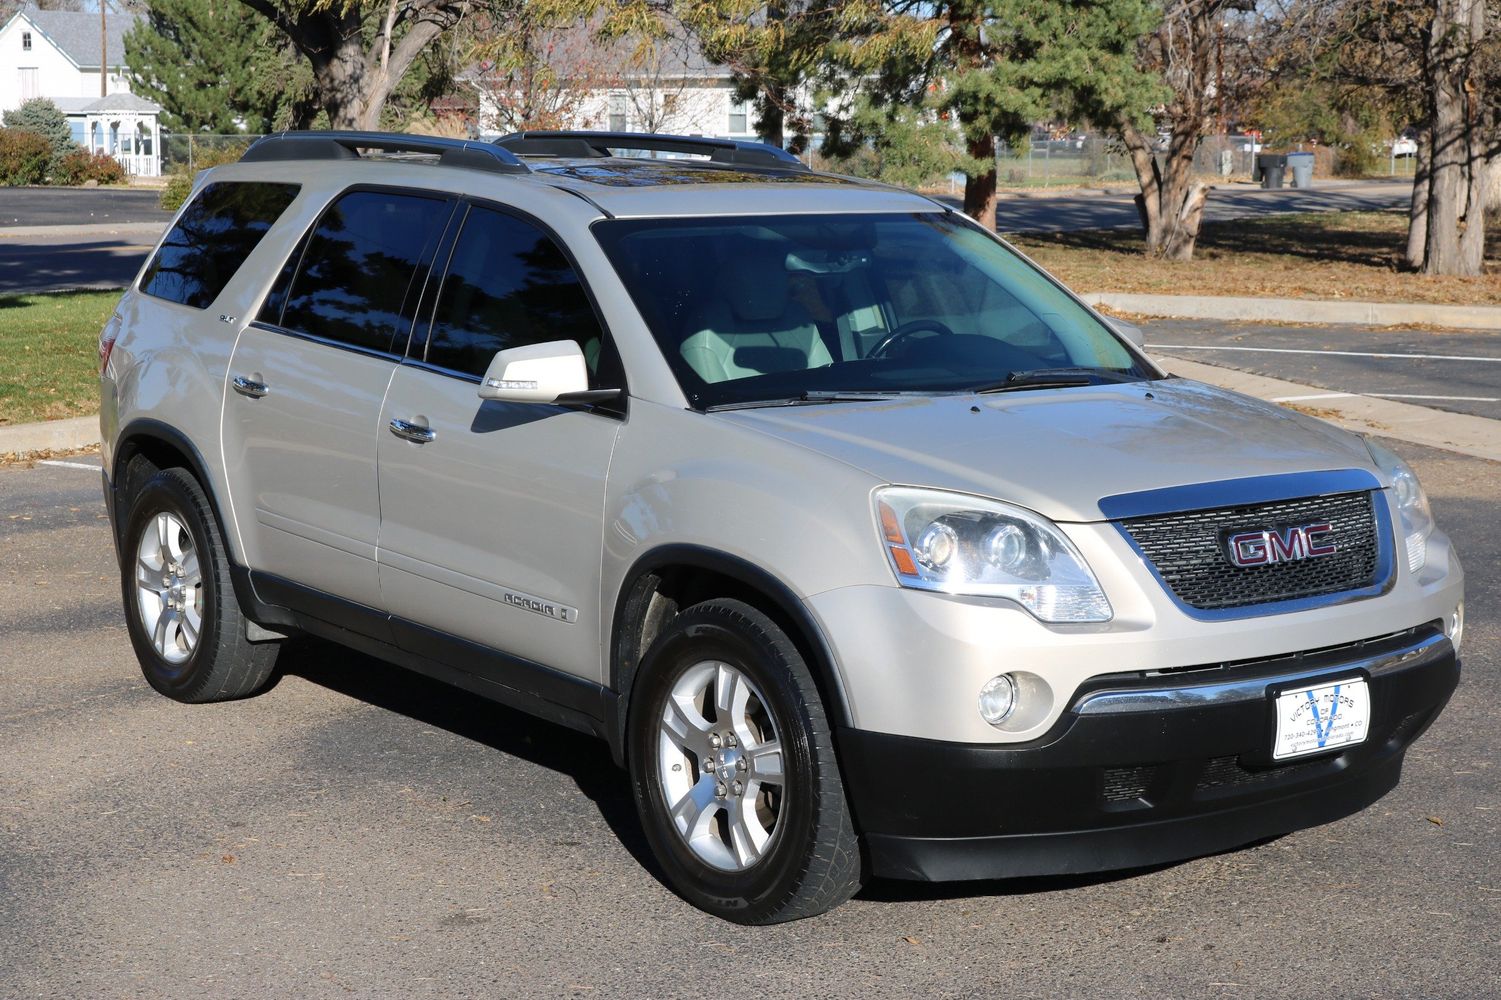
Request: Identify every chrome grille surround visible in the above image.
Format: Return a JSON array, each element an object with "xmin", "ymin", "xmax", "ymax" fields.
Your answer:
[{"xmin": 1099, "ymin": 470, "xmax": 1395, "ymax": 622}]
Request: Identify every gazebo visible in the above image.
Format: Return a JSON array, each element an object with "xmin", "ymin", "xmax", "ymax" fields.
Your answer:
[{"xmin": 78, "ymin": 92, "xmax": 163, "ymax": 177}]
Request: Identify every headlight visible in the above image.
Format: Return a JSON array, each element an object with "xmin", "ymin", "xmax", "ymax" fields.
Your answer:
[
  {"xmin": 1365, "ymin": 438, "xmax": 1433, "ymax": 573},
  {"xmin": 874, "ymin": 486, "xmax": 1112, "ymax": 623}
]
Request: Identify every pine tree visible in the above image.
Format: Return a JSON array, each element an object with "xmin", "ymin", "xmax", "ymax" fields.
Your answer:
[
  {"xmin": 2, "ymin": 98, "xmax": 74, "ymax": 159},
  {"xmin": 124, "ymin": 0, "xmax": 313, "ymax": 133}
]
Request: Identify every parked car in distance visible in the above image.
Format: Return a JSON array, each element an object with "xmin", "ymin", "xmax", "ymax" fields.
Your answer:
[{"xmin": 99, "ymin": 129, "xmax": 1464, "ymax": 924}]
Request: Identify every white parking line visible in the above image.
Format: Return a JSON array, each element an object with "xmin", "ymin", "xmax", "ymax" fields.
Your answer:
[
  {"xmin": 1150, "ymin": 344, "xmax": 1501, "ymax": 363},
  {"xmin": 1369, "ymin": 393, "xmax": 1501, "ymax": 402},
  {"xmin": 37, "ymin": 460, "xmax": 100, "ymax": 471}
]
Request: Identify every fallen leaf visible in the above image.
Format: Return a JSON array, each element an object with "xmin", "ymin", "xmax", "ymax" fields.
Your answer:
[
  {"xmin": 902, "ymin": 936, "xmax": 921, "ymax": 946},
  {"xmin": 221, "ymin": 855, "xmax": 235, "ymax": 864},
  {"xmin": 1427, "ymin": 816, "xmax": 1444, "ymax": 827}
]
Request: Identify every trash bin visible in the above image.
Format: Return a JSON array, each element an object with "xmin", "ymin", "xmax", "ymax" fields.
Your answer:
[
  {"xmin": 1286, "ymin": 151, "xmax": 1314, "ymax": 188},
  {"xmin": 1257, "ymin": 153, "xmax": 1287, "ymax": 189}
]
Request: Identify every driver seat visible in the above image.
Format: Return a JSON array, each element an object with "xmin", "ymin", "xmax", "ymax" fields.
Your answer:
[{"xmin": 680, "ymin": 251, "xmax": 832, "ymax": 383}]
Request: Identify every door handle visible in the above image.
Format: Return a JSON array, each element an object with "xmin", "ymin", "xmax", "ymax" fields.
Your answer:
[
  {"xmin": 231, "ymin": 375, "xmax": 269, "ymax": 398},
  {"xmin": 388, "ymin": 418, "xmax": 436, "ymax": 444}
]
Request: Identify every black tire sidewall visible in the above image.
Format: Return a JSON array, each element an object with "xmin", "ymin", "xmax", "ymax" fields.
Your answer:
[
  {"xmin": 628, "ymin": 605, "xmax": 827, "ymax": 922},
  {"xmin": 120, "ymin": 470, "xmax": 223, "ymax": 701}
]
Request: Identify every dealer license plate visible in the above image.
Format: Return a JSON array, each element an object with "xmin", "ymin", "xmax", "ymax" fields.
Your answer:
[{"xmin": 1272, "ymin": 678, "xmax": 1370, "ymax": 760}]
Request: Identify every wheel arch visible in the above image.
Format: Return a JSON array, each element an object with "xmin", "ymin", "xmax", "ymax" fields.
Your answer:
[
  {"xmin": 111, "ymin": 418, "xmax": 292, "ymax": 630},
  {"xmin": 607, "ymin": 543, "xmax": 853, "ymax": 766}
]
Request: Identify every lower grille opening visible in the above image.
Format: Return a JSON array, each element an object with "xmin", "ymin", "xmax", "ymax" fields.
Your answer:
[
  {"xmin": 1195, "ymin": 754, "xmax": 1328, "ymax": 792},
  {"xmin": 1102, "ymin": 765, "xmax": 1154, "ymax": 803}
]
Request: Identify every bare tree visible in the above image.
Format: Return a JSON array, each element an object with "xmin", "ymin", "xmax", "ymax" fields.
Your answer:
[
  {"xmin": 238, "ymin": 0, "xmax": 473, "ymax": 130},
  {"xmin": 464, "ymin": 17, "xmax": 620, "ymax": 131},
  {"xmin": 1113, "ymin": 0, "xmax": 1257, "ymax": 260},
  {"xmin": 619, "ymin": 30, "xmax": 696, "ymax": 133},
  {"xmin": 1262, "ymin": 0, "xmax": 1498, "ymax": 275}
]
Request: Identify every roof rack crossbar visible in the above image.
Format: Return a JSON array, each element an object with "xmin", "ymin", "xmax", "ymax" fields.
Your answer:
[
  {"xmin": 493, "ymin": 130, "xmax": 808, "ymax": 171},
  {"xmin": 241, "ymin": 131, "xmax": 530, "ymax": 175}
]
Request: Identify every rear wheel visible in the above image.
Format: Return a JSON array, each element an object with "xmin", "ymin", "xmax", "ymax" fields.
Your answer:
[
  {"xmin": 628, "ymin": 598, "xmax": 861, "ymax": 923},
  {"xmin": 121, "ymin": 467, "xmax": 279, "ymax": 702}
]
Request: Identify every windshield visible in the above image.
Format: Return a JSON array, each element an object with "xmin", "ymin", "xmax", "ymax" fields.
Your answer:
[{"xmin": 592, "ymin": 212, "xmax": 1152, "ymax": 409}]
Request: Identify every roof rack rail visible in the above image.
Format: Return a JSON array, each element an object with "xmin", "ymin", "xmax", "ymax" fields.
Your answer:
[
  {"xmin": 493, "ymin": 130, "xmax": 808, "ymax": 171},
  {"xmin": 241, "ymin": 131, "xmax": 530, "ymax": 175}
]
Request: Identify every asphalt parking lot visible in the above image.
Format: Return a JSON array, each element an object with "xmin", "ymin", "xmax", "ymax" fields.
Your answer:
[
  {"xmin": 1, "ymin": 439, "xmax": 1496, "ymax": 999},
  {"xmin": 1148, "ymin": 319, "xmax": 1501, "ymax": 420}
]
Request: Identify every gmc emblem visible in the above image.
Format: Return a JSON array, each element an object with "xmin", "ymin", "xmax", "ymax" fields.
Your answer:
[{"xmin": 1227, "ymin": 523, "xmax": 1336, "ymax": 567}]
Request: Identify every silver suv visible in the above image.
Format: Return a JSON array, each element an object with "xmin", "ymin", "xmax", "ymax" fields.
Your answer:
[{"xmin": 100, "ymin": 130, "xmax": 1464, "ymax": 924}]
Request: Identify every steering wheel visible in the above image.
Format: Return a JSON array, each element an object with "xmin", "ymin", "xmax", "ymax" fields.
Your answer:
[{"xmin": 868, "ymin": 319, "xmax": 958, "ymax": 358}]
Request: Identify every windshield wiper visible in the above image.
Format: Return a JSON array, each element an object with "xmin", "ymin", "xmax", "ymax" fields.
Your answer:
[
  {"xmin": 973, "ymin": 367, "xmax": 1143, "ymax": 394},
  {"xmin": 704, "ymin": 390, "xmax": 896, "ymax": 412}
]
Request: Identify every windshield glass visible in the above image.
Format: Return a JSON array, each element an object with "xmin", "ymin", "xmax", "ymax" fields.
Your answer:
[{"xmin": 592, "ymin": 212, "xmax": 1151, "ymax": 409}]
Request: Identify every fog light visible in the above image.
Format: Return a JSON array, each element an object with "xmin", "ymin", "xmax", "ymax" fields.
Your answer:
[
  {"xmin": 979, "ymin": 674, "xmax": 1017, "ymax": 726},
  {"xmin": 1448, "ymin": 602, "xmax": 1464, "ymax": 655}
]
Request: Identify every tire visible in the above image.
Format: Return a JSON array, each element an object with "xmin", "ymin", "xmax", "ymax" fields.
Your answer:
[
  {"xmin": 120, "ymin": 467, "xmax": 279, "ymax": 703},
  {"xmin": 627, "ymin": 598, "xmax": 861, "ymax": 923}
]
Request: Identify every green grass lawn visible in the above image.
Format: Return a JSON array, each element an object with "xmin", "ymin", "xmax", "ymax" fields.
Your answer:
[{"xmin": 0, "ymin": 291, "xmax": 118, "ymax": 426}]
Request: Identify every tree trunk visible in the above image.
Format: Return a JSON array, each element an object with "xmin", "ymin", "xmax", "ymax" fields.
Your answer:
[
  {"xmin": 1121, "ymin": 123, "xmax": 1209, "ymax": 258},
  {"xmin": 1422, "ymin": 0, "xmax": 1486, "ymax": 276},
  {"xmin": 963, "ymin": 133, "xmax": 999, "ymax": 231},
  {"xmin": 757, "ymin": 91, "xmax": 786, "ymax": 148},
  {"xmin": 1405, "ymin": 128, "xmax": 1431, "ymax": 269},
  {"xmin": 241, "ymin": 0, "xmax": 465, "ymax": 135}
]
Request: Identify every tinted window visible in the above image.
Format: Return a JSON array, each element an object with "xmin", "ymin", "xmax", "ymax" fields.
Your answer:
[
  {"xmin": 140, "ymin": 181, "xmax": 299, "ymax": 309},
  {"xmin": 281, "ymin": 190, "xmax": 451, "ymax": 355},
  {"xmin": 425, "ymin": 206, "xmax": 605, "ymax": 379}
]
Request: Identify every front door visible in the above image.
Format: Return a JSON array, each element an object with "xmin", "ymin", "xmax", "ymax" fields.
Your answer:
[{"xmin": 376, "ymin": 202, "xmax": 623, "ymax": 681}]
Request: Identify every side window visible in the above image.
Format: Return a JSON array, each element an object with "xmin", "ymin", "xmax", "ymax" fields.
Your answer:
[
  {"xmin": 140, "ymin": 181, "xmax": 299, "ymax": 309},
  {"xmin": 280, "ymin": 190, "xmax": 451, "ymax": 355},
  {"xmin": 426, "ymin": 206, "xmax": 607, "ymax": 380}
]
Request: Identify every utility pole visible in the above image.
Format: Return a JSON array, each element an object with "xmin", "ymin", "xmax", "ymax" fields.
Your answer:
[{"xmin": 99, "ymin": 0, "xmax": 107, "ymax": 97}]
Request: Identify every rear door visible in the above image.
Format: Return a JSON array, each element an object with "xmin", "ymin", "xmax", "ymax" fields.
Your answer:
[
  {"xmin": 375, "ymin": 201, "xmax": 624, "ymax": 681},
  {"xmin": 222, "ymin": 188, "xmax": 454, "ymax": 610}
]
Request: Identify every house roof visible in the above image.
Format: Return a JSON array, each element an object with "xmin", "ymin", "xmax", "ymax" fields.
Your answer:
[
  {"xmin": 7, "ymin": 5, "xmax": 139, "ymax": 69},
  {"xmin": 78, "ymin": 92, "xmax": 160, "ymax": 114}
]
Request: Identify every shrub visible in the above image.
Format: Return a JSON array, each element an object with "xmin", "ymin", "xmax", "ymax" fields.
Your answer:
[
  {"xmin": 2, "ymin": 98, "xmax": 75, "ymax": 175},
  {"xmin": 158, "ymin": 142, "xmax": 249, "ymax": 211},
  {"xmin": 0, "ymin": 128, "xmax": 52, "ymax": 186},
  {"xmin": 53, "ymin": 149, "xmax": 127, "ymax": 186}
]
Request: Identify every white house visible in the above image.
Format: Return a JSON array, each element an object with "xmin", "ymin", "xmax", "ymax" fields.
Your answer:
[
  {"xmin": 464, "ymin": 26, "xmax": 763, "ymax": 143},
  {"xmin": 0, "ymin": 5, "xmax": 161, "ymax": 175}
]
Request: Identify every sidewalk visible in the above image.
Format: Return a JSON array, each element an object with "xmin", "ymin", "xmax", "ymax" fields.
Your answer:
[
  {"xmin": 1085, "ymin": 292, "xmax": 1501, "ymax": 333},
  {"xmin": 1158, "ymin": 356, "xmax": 1501, "ymax": 462}
]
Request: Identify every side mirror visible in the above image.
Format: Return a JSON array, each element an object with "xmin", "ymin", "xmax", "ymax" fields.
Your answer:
[
  {"xmin": 477, "ymin": 340, "xmax": 618, "ymax": 405},
  {"xmin": 1106, "ymin": 317, "xmax": 1147, "ymax": 351}
]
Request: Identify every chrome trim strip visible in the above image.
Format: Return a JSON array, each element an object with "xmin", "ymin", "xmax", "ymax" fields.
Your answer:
[
  {"xmin": 1097, "ymin": 469, "xmax": 1383, "ymax": 520},
  {"xmin": 1074, "ymin": 630, "xmax": 1451, "ymax": 716}
]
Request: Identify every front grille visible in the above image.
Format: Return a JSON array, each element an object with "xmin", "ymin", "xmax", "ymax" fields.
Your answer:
[{"xmin": 1120, "ymin": 491, "xmax": 1381, "ymax": 611}]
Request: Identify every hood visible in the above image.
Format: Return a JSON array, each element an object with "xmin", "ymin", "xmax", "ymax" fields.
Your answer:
[{"xmin": 714, "ymin": 379, "xmax": 1377, "ymax": 522}]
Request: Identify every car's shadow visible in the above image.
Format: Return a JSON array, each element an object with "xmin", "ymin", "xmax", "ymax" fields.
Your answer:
[
  {"xmin": 274, "ymin": 636, "xmax": 1188, "ymax": 908},
  {"xmin": 272, "ymin": 637, "xmax": 661, "ymax": 879}
]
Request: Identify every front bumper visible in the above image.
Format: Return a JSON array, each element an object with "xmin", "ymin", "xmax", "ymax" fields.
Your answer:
[{"xmin": 839, "ymin": 624, "xmax": 1458, "ymax": 881}]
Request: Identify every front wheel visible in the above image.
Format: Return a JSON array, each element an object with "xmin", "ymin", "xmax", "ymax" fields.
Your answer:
[{"xmin": 627, "ymin": 599, "xmax": 862, "ymax": 923}]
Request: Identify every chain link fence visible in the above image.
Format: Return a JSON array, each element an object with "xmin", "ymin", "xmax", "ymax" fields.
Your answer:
[{"xmin": 160, "ymin": 133, "xmax": 266, "ymax": 173}]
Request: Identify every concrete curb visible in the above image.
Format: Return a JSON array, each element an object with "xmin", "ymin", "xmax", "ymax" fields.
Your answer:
[
  {"xmin": 1083, "ymin": 292, "xmax": 1501, "ymax": 332},
  {"xmin": 0, "ymin": 416, "xmax": 100, "ymax": 460},
  {"xmin": 0, "ymin": 222, "xmax": 165, "ymax": 239},
  {"xmin": 1159, "ymin": 355, "xmax": 1501, "ymax": 463}
]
